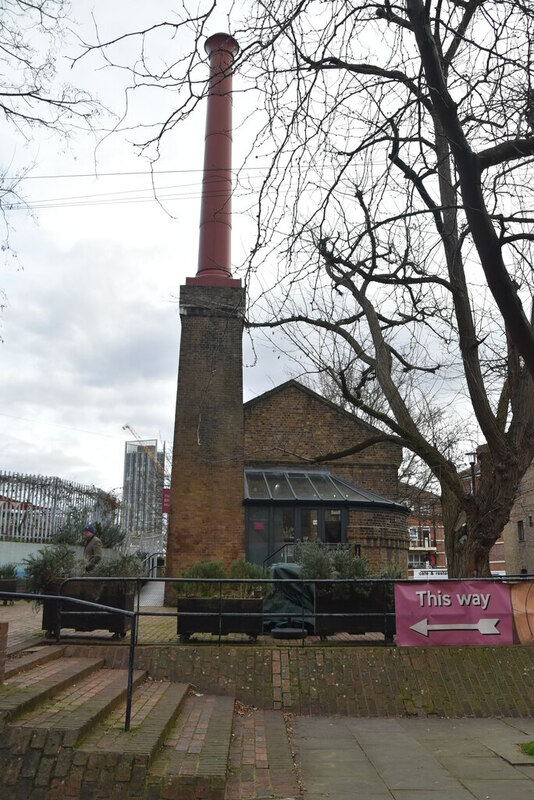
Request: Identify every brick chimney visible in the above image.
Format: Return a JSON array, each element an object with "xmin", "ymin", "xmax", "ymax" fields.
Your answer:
[{"xmin": 165, "ymin": 34, "xmax": 245, "ymax": 591}]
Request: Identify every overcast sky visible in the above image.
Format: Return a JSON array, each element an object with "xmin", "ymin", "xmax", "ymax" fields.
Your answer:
[{"xmin": 0, "ymin": 1, "xmax": 290, "ymax": 493}]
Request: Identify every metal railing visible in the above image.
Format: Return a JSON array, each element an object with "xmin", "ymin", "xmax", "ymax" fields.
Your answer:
[
  {"xmin": 2, "ymin": 573, "xmax": 532, "ymax": 734},
  {"xmin": 0, "ymin": 590, "xmax": 137, "ymax": 732}
]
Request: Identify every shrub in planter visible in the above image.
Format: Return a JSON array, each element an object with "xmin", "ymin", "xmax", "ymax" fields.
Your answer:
[
  {"xmin": 228, "ymin": 558, "xmax": 269, "ymax": 598},
  {"xmin": 177, "ymin": 560, "xmax": 228, "ymax": 598},
  {"xmin": 294, "ymin": 542, "xmax": 397, "ymax": 640},
  {"xmin": 23, "ymin": 545, "xmax": 142, "ymax": 638},
  {"xmin": 23, "ymin": 544, "xmax": 77, "ymax": 598},
  {"xmin": 0, "ymin": 562, "xmax": 18, "ymax": 605},
  {"xmin": 176, "ymin": 559, "xmax": 265, "ymax": 641}
]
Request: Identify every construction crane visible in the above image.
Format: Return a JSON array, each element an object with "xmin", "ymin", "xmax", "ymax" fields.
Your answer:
[{"xmin": 122, "ymin": 424, "xmax": 167, "ymax": 479}]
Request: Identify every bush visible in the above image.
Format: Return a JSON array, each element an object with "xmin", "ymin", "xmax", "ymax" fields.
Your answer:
[
  {"xmin": 330, "ymin": 545, "xmax": 369, "ymax": 580},
  {"xmin": 178, "ymin": 560, "xmax": 228, "ymax": 597},
  {"xmin": 54, "ymin": 508, "xmax": 125, "ymax": 549},
  {"xmin": 94, "ymin": 521, "xmax": 125, "ymax": 549},
  {"xmin": 229, "ymin": 558, "xmax": 269, "ymax": 597},
  {"xmin": 92, "ymin": 554, "xmax": 145, "ymax": 579},
  {"xmin": 0, "ymin": 563, "xmax": 18, "ymax": 580},
  {"xmin": 294, "ymin": 541, "xmax": 333, "ymax": 579},
  {"xmin": 23, "ymin": 544, "xmax": 77, "ymax": 597}
]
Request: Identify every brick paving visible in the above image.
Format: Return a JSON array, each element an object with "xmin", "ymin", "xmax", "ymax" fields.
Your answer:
[
  {"xmin": 0, "ymin": 657, "xmax": 105, "ymax": 719},
  {"xmin": 226, "ymin": 704, "xmax": 300, "ymax": 800},
  {"xmin": 148, "ymin": 694, "xmax": 235, "ymax": 800},
  {"xmin": 81, "ymin": 680, "xmax": 188, "ymax": 756}
]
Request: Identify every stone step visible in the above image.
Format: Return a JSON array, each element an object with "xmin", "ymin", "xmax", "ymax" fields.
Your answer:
[
  {"xmin": 10, "ymin": 667, "xmax": 147, "ymax": 744},
  {"xmin": 226, "ymin": 705, "xmax": 300, "ymax": 800},
  {"xmin": 147, "ymin": 693, "xmax": 235, "ymax": 799},
  {"xmin": 80, "ymin": 679, "xmax": 189, "ymax": 758},
  {"xmin": 0, "ymin": 656, "xmax": 105, "ymax": 722},
  {"xmin": 4, "ymin": 645, "xmax": 65, "ymax": 681}
]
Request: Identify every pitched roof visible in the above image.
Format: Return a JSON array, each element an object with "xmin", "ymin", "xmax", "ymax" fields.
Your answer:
[{"xmin": 244, "ymin": 379, "xmax": 379, "ymax": 434}]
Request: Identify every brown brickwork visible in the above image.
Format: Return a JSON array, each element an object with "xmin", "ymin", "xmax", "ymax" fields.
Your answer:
[
  {"xmin": 166, "ymin": 284, "xmax": 246, "ymax": 588},
  {"xmin": 244, "ymin": 381, "xmax": 409, "ymax": 572},
  {"xmin": 244, "ymin": 381, "xmax": 401, "ymax": 498},
  {"xmin": 348, "ymin": 509, "xmax": 409, "ymax": 574}
]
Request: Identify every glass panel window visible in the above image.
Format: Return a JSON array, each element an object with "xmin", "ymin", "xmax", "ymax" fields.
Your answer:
[
  {"xmin": 409, "ymin": 553, "xmax": 429, "ymax": 569},
  {"xmin": 518, "ymin": 520, "xmax": 525, "ymax": 543},
  {"xmin": 246, "ymin": 508, "xmax": 270, "ymax": 564},
  {"xmin": 287, "ymin": 475, "xmax": 320, "ymax": 500},
  {"xmin": 273, "ymin": 507, "xmax": 295, "ymax": 554},
  {"xmin": 301, "ymin": 509, "xmax": 319, "ymax": 541},
  {"xmin": 246, "ymin": 473, "xmax": 269, "ymax": 499},
  {"xmin": 330, "ymin": 477, "xmax": 361, "ymax": 500},
  {"xmin": 324, "ymin": 509, "xmax": 342, "ymax": 544},
  {"xmin": 265, "ymin": 473, "xmax": 294, "ymax": 499},
  {"xmin": 309, "ymin": 474, "xmax": 340, "ymax": 500}
]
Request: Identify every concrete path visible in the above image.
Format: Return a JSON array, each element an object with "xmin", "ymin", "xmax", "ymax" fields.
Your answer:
[
  {"xmin": 138, "ymin": 580, "xmax": 165, "ymax": 606},
  {"xmin": 292, "ymin": 716, "xmax": 534, "ymax": 799}
]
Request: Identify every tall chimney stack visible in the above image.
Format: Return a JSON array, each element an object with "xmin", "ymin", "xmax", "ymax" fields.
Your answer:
[
  {"xmin": 165, "ymin": 34, "xmax": 245, "ymax": 590},
  {"xmin": 188, "ymin": 33, "xmax": 240, "ymax": 287}
]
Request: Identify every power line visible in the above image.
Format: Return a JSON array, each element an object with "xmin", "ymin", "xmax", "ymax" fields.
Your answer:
[
  {"xmin": 0, "ymin": 411, "xmax": 122, "ymax": 439},
  {"xmin": 4, "ymin": 166, "xmax": 273, "ymax": 181}
]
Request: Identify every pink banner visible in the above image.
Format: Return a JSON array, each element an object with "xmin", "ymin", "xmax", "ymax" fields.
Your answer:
[{"xmin": 395, "ymin": 581, "xmax": 514, "ymax": 647}]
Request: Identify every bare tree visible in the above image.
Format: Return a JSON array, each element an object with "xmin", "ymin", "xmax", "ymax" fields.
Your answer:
[
  {"xmin": 84, "ymin": 1, "xmax": 534, "ymax": 576},
  {"xmin": 0, "ymin": 0, "xmax": 98, "ymax": 254}
]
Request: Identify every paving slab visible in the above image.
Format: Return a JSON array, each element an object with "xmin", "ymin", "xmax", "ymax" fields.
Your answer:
[{"xmin": 292, "ymin": 717, "xmax": 534, "ymax": 800}]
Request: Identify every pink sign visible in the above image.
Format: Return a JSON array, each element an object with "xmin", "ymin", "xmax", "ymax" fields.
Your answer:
[
  {"xmin": 161, "ymin": 488, "xmax": 170, "ymax": 514},
  {"xmin": 395, "ymin": 581, "xmax": 514, "ymax": 647}
]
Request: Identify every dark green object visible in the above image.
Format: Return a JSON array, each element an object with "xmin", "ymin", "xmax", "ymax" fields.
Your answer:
[{"xmin": 263, "ymin": 563, "xmax": 314, "ymax": 632}]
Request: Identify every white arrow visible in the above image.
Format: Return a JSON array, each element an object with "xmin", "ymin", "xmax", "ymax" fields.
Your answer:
[{"xmin": 410, "ymin": 618, "xmax": 500, "ymax": 637}]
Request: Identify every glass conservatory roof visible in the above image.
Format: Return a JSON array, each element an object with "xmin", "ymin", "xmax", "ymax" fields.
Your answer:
[{"xmin": 244, "ymin": 469, "xmax": 405, "ymax": 509}]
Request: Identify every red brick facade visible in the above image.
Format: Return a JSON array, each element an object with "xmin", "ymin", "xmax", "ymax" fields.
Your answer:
[{"xmin": 166, "ymin": 285, "xmax": 246, "ymax": 583}]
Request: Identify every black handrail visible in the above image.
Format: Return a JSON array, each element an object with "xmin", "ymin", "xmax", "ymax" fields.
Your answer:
[
  {"xmin": 0, "ymin": 589, "xmax": 137, "ymax": 733},
  {"xmin": 262, "ymin": 542, "xmax": 295, "ymax": 566}
]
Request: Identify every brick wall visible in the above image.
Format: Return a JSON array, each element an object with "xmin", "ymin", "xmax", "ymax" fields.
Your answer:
[
  {"xmin": 244, "ymin": 382, "xmax": 402, "ymax": 498},
  {"xmin": 166, "ymin": 285, "xmax": 246, "ymax": 585},
  {"xmin": 347, "ymin": 509, "xmax": 409, "ymax": 574},
  {"xmin": 245, "ymin": 382, "xmax": 409, "ymax": 573},
  {"xmin": 503, "ymin": 460, "xmax": 534, "ymax": 574}
]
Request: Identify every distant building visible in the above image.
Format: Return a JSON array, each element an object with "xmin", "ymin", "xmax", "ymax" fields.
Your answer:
[
  {"xmin": 122, "ymin": 440, "xmax": 166, "ymax": 553},
  {"xmin": 502, "ymin": 459, "xmax": 534, "ymax": 575},
  {"xmin": 398, "ymin": 484, "xmax": 445, "ymax": 576}
]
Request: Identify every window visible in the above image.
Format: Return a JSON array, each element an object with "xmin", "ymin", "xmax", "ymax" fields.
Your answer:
[
  {"xmin": 518, "ymin": 520, "xmax": 525, "ymax": 543},
  {"xmin": 409, "ymin": 553, "xmax": 428, "ymax": 569}
]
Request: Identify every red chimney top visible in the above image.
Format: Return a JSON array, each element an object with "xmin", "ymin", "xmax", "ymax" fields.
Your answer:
[{"xmin": 187, "ymin": 33, "xmax": 240, "ymax": 287}]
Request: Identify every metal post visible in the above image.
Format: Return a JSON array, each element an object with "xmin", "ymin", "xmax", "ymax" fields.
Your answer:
[{"xmin": 125, "ymin": 613, "xmax": 137, "ymax": 732}]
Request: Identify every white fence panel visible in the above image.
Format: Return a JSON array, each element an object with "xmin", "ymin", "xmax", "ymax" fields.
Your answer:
[{"xmin": 0, "ymin": 470, "xmax": 117, "ymax": 543}]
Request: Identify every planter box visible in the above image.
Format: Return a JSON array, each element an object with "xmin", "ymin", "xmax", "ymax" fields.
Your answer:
[
  {"xmin": 42, "ymin": 581, "xmax": 134, "ymax": 638},
  {"xmin": 0, "ymin": 579, "xmax": 17, "ymax": 605},
  {"xmin": 314, "ymin": 582, "xmax": 396, "ymax": 641},
  {"xmin": 177, "ymin": 598, "xmax": 263, "ymax": 641}
]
